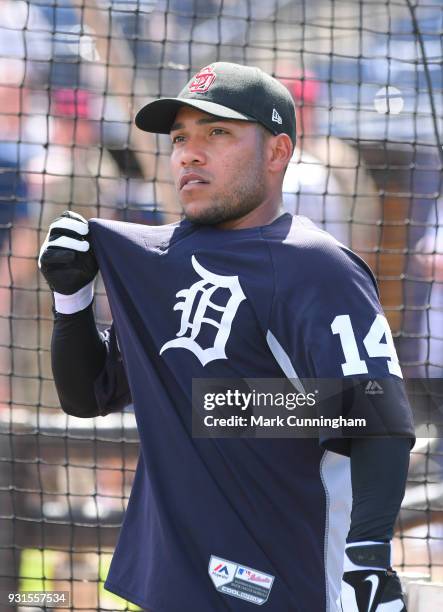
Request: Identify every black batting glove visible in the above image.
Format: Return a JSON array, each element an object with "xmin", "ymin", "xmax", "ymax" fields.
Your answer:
[
  {"xmin": 340, "ymin": 543, "xmax": 406, "ymax": 611},
  {"xmin": 38, "ymin": 211, "xmax": 98, "ymax": 295}
]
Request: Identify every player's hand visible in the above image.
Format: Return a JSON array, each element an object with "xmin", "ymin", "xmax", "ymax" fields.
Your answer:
[
  {"xmin": 38, "ymin": 210, "xmax": 98, "ymax": 295},
  {"xmin": 339, "ymin": 543, "xmax": 406, "ymax": 611}
]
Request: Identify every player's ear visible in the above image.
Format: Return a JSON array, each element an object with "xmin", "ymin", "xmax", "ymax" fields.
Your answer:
[{"xmin": 268, "ymin": 133, "xmax": 293, "ymax": 174}]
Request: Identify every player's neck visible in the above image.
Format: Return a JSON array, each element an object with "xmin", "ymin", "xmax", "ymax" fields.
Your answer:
[{"xmin": 216, "ymin": 200, "xmax": 285, "ymax": 230}]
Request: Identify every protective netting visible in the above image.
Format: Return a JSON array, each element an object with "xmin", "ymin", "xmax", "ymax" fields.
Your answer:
[{"xmin": 0, "ymin": 0, "xmax": 442, "ymax": 608}]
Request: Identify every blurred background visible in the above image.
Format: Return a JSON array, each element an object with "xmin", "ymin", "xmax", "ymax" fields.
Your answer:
[{"xmin": 0, "ymin": 0, "xmax": 442, "ymax": 610}]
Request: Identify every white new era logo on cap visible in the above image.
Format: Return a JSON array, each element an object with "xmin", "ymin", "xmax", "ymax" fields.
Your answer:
[{"xmin": 272, "ymin": 108, "xmax": 282, "ymax": 124}]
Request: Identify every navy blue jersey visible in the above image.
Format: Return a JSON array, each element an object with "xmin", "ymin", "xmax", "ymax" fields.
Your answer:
[{"xmin": 89, "ymin": 213, "xmax": 414, "ymax": 612}]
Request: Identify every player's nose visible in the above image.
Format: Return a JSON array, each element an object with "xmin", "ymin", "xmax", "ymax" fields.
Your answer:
[{"xmin": 179, "ymin": 140, "xmax": 207, "ymax": 166}]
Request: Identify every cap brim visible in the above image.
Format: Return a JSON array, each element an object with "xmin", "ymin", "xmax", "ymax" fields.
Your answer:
[{"xmin": 135, "ymin": 98, "xmax": 254, "ymax": 134}]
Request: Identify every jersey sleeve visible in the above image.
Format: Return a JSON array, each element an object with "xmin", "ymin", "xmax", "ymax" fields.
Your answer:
[
  {"xmin": 94, "ymin": 324, "xmax": 132, "ymax": 415},
  {"xmin": 268, "ymin": 237, "xmax": 415, "ymax": 455}
]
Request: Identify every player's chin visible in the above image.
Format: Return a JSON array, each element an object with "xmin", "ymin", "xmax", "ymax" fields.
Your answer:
[{"xmin": 181, "ymin": 200, "xmax": 223, "ymax": 225}]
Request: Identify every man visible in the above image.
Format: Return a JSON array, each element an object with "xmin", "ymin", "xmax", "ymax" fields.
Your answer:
[{"xmin": 39, "ymin": 62, "xmax": 414, "ymax": 611}]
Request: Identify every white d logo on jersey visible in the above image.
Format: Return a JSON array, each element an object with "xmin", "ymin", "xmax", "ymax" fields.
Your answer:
[{"xmin": 159, "ymin": 255, "xmax": 246, "ymax": 366}]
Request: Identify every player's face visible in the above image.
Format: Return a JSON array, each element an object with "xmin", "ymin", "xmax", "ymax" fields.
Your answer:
[{"xmin": 170, "ymin": 106, "xmax": 269, "ymax": 226}]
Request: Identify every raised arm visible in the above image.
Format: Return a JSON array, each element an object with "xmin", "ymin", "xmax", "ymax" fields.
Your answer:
[{"xmin": 39, "ymin": 211, "xmax": 130, "ymax": 417}]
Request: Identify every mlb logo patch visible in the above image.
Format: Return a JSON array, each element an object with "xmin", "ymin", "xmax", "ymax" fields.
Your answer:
[
  {"xmin": 189, "ymin": 65, "xmax": 216, "ymax": 93},
  {"xmin": 208, "ymin": 555, "xmax": 275, "ymax": 605}
]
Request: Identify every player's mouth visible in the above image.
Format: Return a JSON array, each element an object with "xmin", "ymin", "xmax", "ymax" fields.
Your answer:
[{"xmin": 179, "ymin": 173, "xmax": 210, "ymax": 191}]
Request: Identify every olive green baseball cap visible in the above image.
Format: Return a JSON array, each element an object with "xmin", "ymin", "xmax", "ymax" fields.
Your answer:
[{"xmin": 135, "ymin": 62, "xmax": 296, "ymax": 146}]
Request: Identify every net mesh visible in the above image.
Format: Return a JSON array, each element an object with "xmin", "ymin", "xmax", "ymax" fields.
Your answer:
[{"xmin": 0, "ymin": 0, "xmax": 442, "ymax": 608}]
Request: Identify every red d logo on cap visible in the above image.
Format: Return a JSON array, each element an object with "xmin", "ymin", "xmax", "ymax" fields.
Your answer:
[{"xmin": 189, "ymin": 65, "xmax": 216, "ymax": 93}]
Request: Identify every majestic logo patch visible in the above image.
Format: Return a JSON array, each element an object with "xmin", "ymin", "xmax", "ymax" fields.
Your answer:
[
  {"xmin": 272, "ymin": 108, "xmax": 282, "ymax": 124},
  {"xmin": 212, "ymin": 563, "xmax": 230, "ymax": 577},
  {"xmin": 189, "ymin": 65, "xmax": 216, "ymax": 93},
  {"xmin": 209, "ymin": 555, "xmax": 275, "ymax": 606},
  {"xmin": 365, "ymin": 380, "xmax": 384, "ymax": 395},
  {"xmin": 160, "ymin": 256, "xmax": 246, "ymax": 366}
]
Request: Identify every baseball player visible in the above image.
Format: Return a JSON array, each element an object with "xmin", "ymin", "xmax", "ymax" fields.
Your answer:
[{"xmin": 39, "ymin": 63, "xmax": 415, "ymax": 611}]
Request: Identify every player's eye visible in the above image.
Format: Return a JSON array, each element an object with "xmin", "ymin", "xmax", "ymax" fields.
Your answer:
[
  {"xmin": 210, "ymin": 127, "xmax": 228, "ymax": 136},
  {"xmin": 171, "ymin": 134, "xmax": 185, "ymax": 144}
]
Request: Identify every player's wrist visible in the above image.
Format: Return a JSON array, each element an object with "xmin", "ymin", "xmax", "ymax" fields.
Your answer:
[
  {"xmin": 343, "ymin": 541, "xmax": 391, "ymax": 573},
  {"xmin": 53, "ymin": 280, "xmax": 95, "ymax": 314}
]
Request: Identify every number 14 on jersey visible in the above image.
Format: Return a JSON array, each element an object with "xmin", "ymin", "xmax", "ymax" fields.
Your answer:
[{"xmin": 331, "ymin": 314, "xmax": 402, "ymax": 378}]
